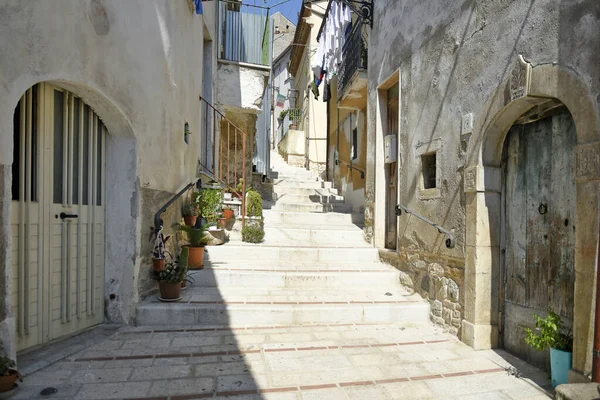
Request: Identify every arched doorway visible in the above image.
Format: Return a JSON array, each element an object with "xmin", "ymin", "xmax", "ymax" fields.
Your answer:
[
  {"xmin": 11, "ymin": 83, "xmax": 106, "ymax": 351},
  {"xmin": 500, "ymin": 103, "xmax": 576, "ymax": 369},
  {"xmin": 463, "ymin": 60, "xmax": 600, "ymax": 378}
]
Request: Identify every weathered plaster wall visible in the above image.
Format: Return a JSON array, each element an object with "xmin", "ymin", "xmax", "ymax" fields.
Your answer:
[
  {"xmin": 367, "ymin": 0, "xmax": 600, "ymax": 375},
  {"xmin": 216, "ymin": 62, "xmax": 270, "ymax": 114},
  {"xmin": 0, "ymin": 0, "xmax": 217, "ymax": 356},
  {"xmin": 292, "ymin": 2, "xmax": 328, "ymax": 176},
  {"xmin": 327, "ymin": 83, "xmax": 367, "ymax": 213},
  {"xmin": 272, "ymin": 13, "xmax": 296, "ymax": 61}
]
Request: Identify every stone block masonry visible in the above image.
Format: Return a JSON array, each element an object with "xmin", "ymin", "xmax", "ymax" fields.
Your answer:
[{"xmin": 380, "ymin": 249, "xmax": 464, "ymax": 335}]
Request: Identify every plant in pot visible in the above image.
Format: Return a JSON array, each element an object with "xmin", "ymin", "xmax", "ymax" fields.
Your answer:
[
  {"xmin": 217, "ymin": 211, "xmax": 226, "ymax": 229},
  {"xmin": 154, "ymin": 257, "xmax": 187, "ymax": 301},
  {"xmin": 223, "ymin": 205, "xmax": 235, "ymax": 220},
  {"xmin": 246, "ymin": 190, "xmax": 263, "ymax": 218},
  {"xmin": 235, "ymin": 179, "xmax": 250, "ymax": 199},
  {"xmin": 174, "ymin": 223, "xmax": 209, "ymax": 270},
  {"xmin": 151, "ymin": 230, "xmax": 170, "ymax": 271},
  {"xmin": 524, "ymin": 311, "xmax": 573, "ymax": 388},
  {"xmin": 242, "ymin": 223, "xmax": 265, "ymax": 243},
  {"xmin": 0, "ymin": 357, "xmax": 22, "ymax": 393},
  {"xmin": 182, "ymin": 203, "xmax": 199, "ymax": 227},
  {"xmin": 198, "ymin": 188, "xmax": 223, "ymax": 226}
]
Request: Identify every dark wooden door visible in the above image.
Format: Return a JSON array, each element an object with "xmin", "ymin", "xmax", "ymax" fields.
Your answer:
[
  {"xmin": 385, "ymin": 85, "xmax": 399, "ymax": 250},
  {"xmin": 502, "ymin": 111, "xmax": 576, "ymax": 368}
]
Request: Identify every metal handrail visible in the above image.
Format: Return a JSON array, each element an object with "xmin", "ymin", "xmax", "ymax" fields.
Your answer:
[
  {"xmin": 199, "ymin": 95, "xmax": 248, "ymax": 228},
  {"xmin": 335, "ymin": 158, "xmax": 365, "ymax": 179},
  {"xmin": 154, "ymin": 178, "xmax": 202, "ymax": 231},
  {"xmin": 395, "ymin": 204, "xmax": 456, "ymax": 249}
]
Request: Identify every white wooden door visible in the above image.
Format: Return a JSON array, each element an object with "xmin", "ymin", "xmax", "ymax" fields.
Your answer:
[{"xmin": 12, "ymin": 83, "xmax": 105, "ymax": 351}]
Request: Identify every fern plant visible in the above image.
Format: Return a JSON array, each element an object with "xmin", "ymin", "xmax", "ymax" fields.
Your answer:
[{"xmin": 524, "ymin": 311, "xmax": 573, "ymax": 352}]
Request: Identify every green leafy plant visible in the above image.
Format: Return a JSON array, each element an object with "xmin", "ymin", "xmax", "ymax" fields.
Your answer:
[
  {"xmin": 153, "ymin": 258, "xmax": 187, "ymax": 283},
  {"xmin": 242, "ymin": 224, "xmax": 265, "ymax": 243},
  {"xmin": 524, "ymin": 311, "xmax": 573, "ymax": 352},
  {"xmin": 173, "ymin": 223, "xmax": 210, "ymax": 247},
  {"xmin": 235, "ymin": 178, "xmax": 251, "ymax": 194},
  {"xmin": 246, "ymin": 190, "xmax": 263, "ymax": 217},
  {"xmin": 196, "ymin": 189, "xmax": 222, "ymax": 223},
  {"xmin": 182, "ymin": 203, "xmax": 198, "ymax": 216},
  {"xmin": 279, "ymin": 109, "xmax": 289, "ymax": 120},
  {"xmin": 0, "ymin": 357, "xmax": 16, "ymax": 376}
]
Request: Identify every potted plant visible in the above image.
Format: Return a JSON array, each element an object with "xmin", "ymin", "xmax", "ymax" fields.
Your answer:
[
  {"xmin": 174, "ymin": 223, "xmax": 209, "ymax": 269},
  {"xmin": 217, "ymin": 211, "xmax": 226, "ymax": 229},
  {"xmin": 524, "ymin": 311, "xmax": 573, "ymax": 388},
  {"xmin": 0, "ymin": 357, "xmax": 22, "ymax": 393},
  {"xmin": 246, "ymin": 190, "xmax": 263, "ymax": 218},
  {"xmin": 198, "ymin": 188, "xmax": 222, "ymax": 225},
  {"xmin": 242, "ymin": 222, "xmax": 265, "ymax": 243},
  {"xmin": 154, "ymin": 257, "xmax": 186, "ymax": 301},
  {"xmin": 182, "ymin": 203, "xmax": 198, "ymax": 226},
  {"xmin": 151, "ymin": 231, "xmax": 170, "ymax": 271},
  {"xmin": 223, "ymin": 206, "xmax": 235, "ymax": 220}
]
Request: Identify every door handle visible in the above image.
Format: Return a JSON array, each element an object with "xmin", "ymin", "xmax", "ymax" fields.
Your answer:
[{"xmin": 58, "ymin": 212, "xmax": 79, "ymax": 220}]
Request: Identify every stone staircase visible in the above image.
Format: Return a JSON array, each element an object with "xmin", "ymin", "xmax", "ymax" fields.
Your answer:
[{"xmin": 136, "ymin": 151, "xmax": 430, "ymax": 331}]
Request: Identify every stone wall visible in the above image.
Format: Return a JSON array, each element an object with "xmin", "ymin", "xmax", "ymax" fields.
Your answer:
[{"xmin": 381, "ymin": 250, "xmax": 464, "ymax": 334}]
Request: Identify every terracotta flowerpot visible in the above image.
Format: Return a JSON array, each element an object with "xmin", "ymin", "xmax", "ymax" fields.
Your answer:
[
  {"xmin": 159, "ymin": 282, "xmax": 182, "ymax": 300},
  {"xmin": 187, "ymin": 246, "xmax": 205, "ymax": 269},
  {"xmin": 223, "ymin": 209, "xmax": 235, "ymax": 219},
  {"xmin": 218, "ymin": 218, "xmax": 227, "ymax": 229},
  {"xmin": 152, "ymin": 258, "xmax": 166, "ymax": 271},
  {"xmin": 181, "ymin": 279, "xmax": 187, "ymax": 289},
  {"xmin": 0, "ymin": 373, "xmax": 18, "ymax": 393},
  {"xmin": 183, "ymin": 215, "xmax": 197, "ymax": 226}
]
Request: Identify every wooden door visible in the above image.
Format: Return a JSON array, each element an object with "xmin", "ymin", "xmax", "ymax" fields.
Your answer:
[
  {"xmin": 385, "ymin": 84, "xmax": 399, "ymax": 250},
  {"xmin": 502, "ymin": 110, "xmax": 576, "ymax": 368},
  {"xmin": 11, "ymin": 84, "xmax": 105, "ymax": 351}
]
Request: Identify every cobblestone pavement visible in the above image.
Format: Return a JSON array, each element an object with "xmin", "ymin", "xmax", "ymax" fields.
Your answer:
[{"xmin": 14, "ymin": 322, "xmax": 551, "ymax": 400}]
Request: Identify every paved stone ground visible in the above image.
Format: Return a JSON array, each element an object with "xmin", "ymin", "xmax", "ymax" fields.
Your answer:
[{"xmin": 14, "ymin": 322, "xmax": 552, "ymax": 400}]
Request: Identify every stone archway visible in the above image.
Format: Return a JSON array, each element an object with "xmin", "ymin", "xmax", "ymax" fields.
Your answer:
[
  {"xmin": 0, "ymin": 78, "xmax": 138, "ymax": 359},
  {"xmin": 462, "ymin": 58, "xmax": 600, "ymax": 379}
]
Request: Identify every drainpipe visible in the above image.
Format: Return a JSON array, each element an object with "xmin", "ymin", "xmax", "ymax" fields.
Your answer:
[{"xmin": 592, "ymin": 227, "xmax": 600, "ymax": 382}]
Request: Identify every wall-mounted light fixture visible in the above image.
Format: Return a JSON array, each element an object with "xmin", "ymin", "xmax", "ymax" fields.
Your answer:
[{"xmin": 184, "ymin": 122, "xmax": 191, "ymax": 144}]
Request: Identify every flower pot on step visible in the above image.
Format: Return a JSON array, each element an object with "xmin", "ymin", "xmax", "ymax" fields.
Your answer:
[
  {"xmin": 183, "ymin": 215, "xmax": 197, "ymax": 227},
  {"xmin": 550, "ymin": 347, "xmax": 572, "ymax": 388},
  {"xmin": 181, "ymin": 279, "xmax": 187, "ymax": 289},
  {"xmin": 218, "ymin": 218, "xmax": 227, "ymax": 229},
  {"xmin": 158, "ymin": 282, "xmax": 182, "ymax": 300},
  {"xmin": 0, "ymin": 375, "xmax": 17, "ymax": 393},
  {"xmin": 223, "ymin": 209, "xmax": 234, "ymax": 219},
  {"xmin": 187, "ymin": 246, "xmax": 205, "ymax": 269},
  {"xmin": 152, "ymin": 258, "xmax": 166, "ymax": 271}
]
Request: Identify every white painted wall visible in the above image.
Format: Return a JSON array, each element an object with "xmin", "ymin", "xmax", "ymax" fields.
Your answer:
[{"xmin": 0, "ymin": 0, "xmax": 218, "ymax": 343}]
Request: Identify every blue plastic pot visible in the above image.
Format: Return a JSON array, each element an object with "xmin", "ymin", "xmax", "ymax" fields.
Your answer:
[{"xmin": 550, "ymin": 347, "xmax": 572, "ymax": 388}]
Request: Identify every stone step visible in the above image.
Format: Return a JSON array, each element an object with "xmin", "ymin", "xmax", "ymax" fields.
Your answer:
[
  {"xmin": 273, "ymin": 194, "xmax": 345, "ymax": 204},
  {"xmin": 273, "ymin": 180, "xmax": 333, "ymax": 189},
  {"xmin": 135, "ymin": 288, "xmax": 430, "ymax": 327},
  {"xmin": 272, "ymin": 202, "xmax": 353, "ymax": 213},
  {"xmin": 273, "ymin": 186, "xmax": 339, "ymax": 196},
  {"xmin": 263, "ymin": 210, "xmax": 364, "ymax": 226},
  {"xmin": 186, "ymin": 267, "xmax": 398, "ymax": 288},
  {"xmin": 260, "ymin": 226, "xmax": 368, "ymax": 247},
  {"xmin": 205, "ymin": 245, "xmax": 379, "ymax": 263}
]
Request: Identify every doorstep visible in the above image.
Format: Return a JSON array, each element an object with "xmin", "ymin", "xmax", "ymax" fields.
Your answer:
[{"xmin": 555, "ymin": 383, "xmax": 600, "ymax": 400}]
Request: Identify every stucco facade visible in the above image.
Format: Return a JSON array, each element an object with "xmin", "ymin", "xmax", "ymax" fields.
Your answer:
[
  {"xmin": 0, "ymin": 0, "xmax": 271, "ymax": 359},
  {"xmin": 365, "ymin": 0, "xmax": 600, "ymax": 381}
]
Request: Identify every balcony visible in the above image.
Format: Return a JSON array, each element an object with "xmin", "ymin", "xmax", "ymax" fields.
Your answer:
[
  {"xmin": 337, "ymin": 22, "xmax": 368, "ymax": 110},
  {"xmin": 218, "ymin": 0, "xmax": 270, "ymax": 67}
]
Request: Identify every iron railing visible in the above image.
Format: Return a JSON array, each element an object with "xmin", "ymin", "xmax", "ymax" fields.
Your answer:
[
  {"xmin": 218, "ymin": 0, "xmax": 270, "ymax": 66},
  {"xmin": 199, "ymin": 96, "xmax": 249, "ymax": 228},
  {"xmin": 335, "ymin": 158, "xmax": 365, "ymax": 179},
  {"xmin": 395, "ymin": 204, "xmax": 456, "ymax": 249},
  {"xmin": 338, "ymin": 22, "xmax": 367, "ymax": 100}
]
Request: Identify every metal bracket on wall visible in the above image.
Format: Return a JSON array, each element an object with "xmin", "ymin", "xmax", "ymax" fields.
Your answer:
[
  {"xmin": 395, "ymin": 204, "xmax": 456, "ymax": 249},
  {"xmin": 340, "ymin": 0, "xmax": 373, "ymax": 28}
]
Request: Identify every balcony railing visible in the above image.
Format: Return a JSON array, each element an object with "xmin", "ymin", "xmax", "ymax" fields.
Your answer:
[
  {"xmin": 278, "ymin": 108, "xmax": 304, "ymax": 144},
  {"xmin": 218, "ymin": 0, "xmax": 270, "ymax": 66},
  {"xmin": 338, "ymin": 22, "xmax": 368, "ymax": 100}
]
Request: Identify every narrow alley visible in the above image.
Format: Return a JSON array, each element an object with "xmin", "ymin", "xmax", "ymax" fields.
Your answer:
[{"xmin": 13, "ymin": 152, "xmax": 551, "ymax": 399}]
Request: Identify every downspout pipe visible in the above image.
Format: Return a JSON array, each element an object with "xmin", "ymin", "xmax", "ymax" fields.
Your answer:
[
  {"xmin": 592, "ymin": 227, "xmax": 600, "ymax": 382},
  {"xmin": 154, "ymin": 178, "xmax": 202, "ymax": 231}
]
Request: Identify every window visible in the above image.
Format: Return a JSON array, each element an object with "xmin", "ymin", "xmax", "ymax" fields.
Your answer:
[
  {"xmin": 421, "ymin": 152, "xmax": 437, "ymax": 189},
  {"xmin": 351, "ymin": 128, "xmax": 358, "ymax": 160}
]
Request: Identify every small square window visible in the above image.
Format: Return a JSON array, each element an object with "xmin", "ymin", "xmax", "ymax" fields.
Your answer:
[
  {"xmin": 351, "ymin": 128, "xmax": 358, "ymax": 160},
  {"xmin": 421, "ymin": 152, "xmax": 437, "ymax": 189}
]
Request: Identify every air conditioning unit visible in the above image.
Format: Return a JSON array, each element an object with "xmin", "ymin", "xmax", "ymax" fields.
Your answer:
[{"xmin": 384, "ymin": 135, "xmax": 397, "ymax": 164}]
